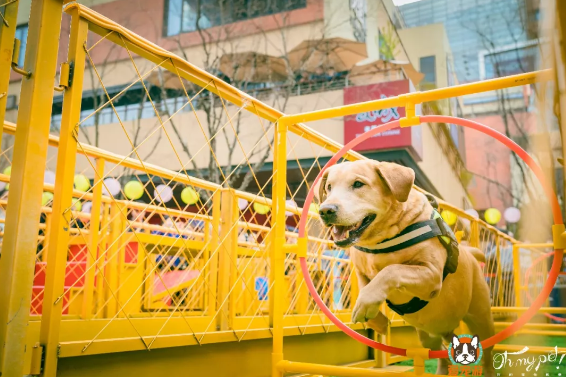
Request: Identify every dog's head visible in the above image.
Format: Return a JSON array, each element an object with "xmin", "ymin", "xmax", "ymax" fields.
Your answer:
[
  {"xmin": 314, "ymin": 160, "xmax": 415, "ymax": 248},
  {"xmin": 452, "ymin": 334, "xmax": 479, "ymax": 365}
]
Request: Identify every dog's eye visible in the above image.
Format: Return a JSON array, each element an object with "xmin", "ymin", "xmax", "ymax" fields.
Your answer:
[
  {"xmin": 352, "ymin": 181, "xmax": 365, "ymax": 189},
  {"xmin": 327, "ymin": 184, "xmax": 332, "ymax": 192}
]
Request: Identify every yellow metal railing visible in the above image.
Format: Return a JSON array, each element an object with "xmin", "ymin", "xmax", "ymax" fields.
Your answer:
[{"xmin": 0, "ymin": 117, "xmax": 548, "ymax": 371}]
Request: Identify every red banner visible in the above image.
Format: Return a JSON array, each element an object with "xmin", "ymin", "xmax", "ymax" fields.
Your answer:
[{"xmin": 344, "ymin": 80, "xmax": 422, "ymax": 160}]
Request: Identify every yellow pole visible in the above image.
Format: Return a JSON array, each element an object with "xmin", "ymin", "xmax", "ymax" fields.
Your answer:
[
  {"xmin": 0, "ymin": 1, "xmax": 64, "ymax": 375},
  {"xmin": 226, "ymin": 190, "xmax": 239, "ymax": 328},
  {"xmin": 95, "ymin": 202, "xmax": 110, "ymax": 315},
  {"xmin": 39, "ymin": 9, "xmax": 88, "ymax": 377},
  {"xmin": 470, "ymin": 220, "xmax": 480, "ymax": 248},
  {"xmin": 271, "ymin": 118, "xmax": 288, "ymax": 377},
  {"xmin": 0, "ymin": 0, "xmax": 19, "ymax": 142},
  {"xmin": 42, "ymin": 212, "xmax": 52, "ymax": 262},
  {"xmin": 512, "ymin": 244, "xmax": 522, "ymax": 307},
  {"xmin": 217, "ymin": 189, "xmax": 236, "ymax": 330},
  {"xmin": 543, "ymin": 255, "xmax": 550, "ymax": 307},
  {"xmin": 295, "ymin": 257, "xmax": 307, "ymax": 314},
  {"xmin": 207, "ymin": 190, "xmax": 221, "ymax": 317},
  {"xmin": 105, "ymin": 202, "xmax": 126, "ymax": 317},
  {"xmin": 82, "ymin": 157, "xmax": 105, "ymax": 319},
  {"xmin": 495, "ymin": 235, "xmax": 503, "ymax": 306}
]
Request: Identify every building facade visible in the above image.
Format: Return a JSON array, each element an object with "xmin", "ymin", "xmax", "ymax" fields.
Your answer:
[
  {"xmin": 399, "ymin": 0, "xmax": 538, "ymax": 83},
  {"xmin": 399, "ymin": 0, "xmax": 543, "ymax": 229},
  {"xmin": 6, "ymin": 0, "xmax": 470, "ymax": 208}
]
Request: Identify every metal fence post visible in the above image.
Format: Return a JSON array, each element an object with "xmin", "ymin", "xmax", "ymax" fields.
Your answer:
[
  {"xmin": 0, "ymin": 0, "xmax": 19, "ymax": 144},
  {"xmin": 82, "ymin": 157, "xmax": 106, "ymax": 319},
  {"xmin": 39, "ymin": 9, "xmax": 88, "ymax": 377},
  {"xmin": 512, "ymin": 244, "xmax": 522, "ymax": 307},
  {"xmin": 0, "ymin": 0, "xmax": 65, "ymax": 375},
  {"xmin": 271, "ymin": 118, "xmax": 288, "ymax": 377}
]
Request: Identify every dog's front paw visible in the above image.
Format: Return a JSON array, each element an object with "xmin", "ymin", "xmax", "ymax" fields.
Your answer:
[
  {"xmin": 351, "ymin": 287, "xmax": 386, "ymax": 324},
  {"xmin": 366, "ymin": 312, "xmax": 390, "ymax": 335}
]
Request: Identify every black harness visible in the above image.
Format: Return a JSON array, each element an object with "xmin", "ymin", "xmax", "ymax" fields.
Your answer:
[{"xmin": 354, "ymin": 194, "xmax": 460, "ymax": 316}]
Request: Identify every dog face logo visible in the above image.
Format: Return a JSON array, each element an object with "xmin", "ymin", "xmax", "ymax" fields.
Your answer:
[{"xmin": 449, "ymin": 334, "xmax": 482, "ymax": 366}]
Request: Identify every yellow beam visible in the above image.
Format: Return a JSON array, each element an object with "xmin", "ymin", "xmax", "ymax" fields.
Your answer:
[
  {"xmin": 56, "ymin": 321, "xmax": 366, "ymax": 357},
  {"xmin": 39, "ymin": 10, "xmax": 89, "ymax": 377},
  {"xmin": 514, "ymin": 243, "xmax": 554, "ymax": 249},
  {"xmin": 0, "ymin": 0, "xmax": 65, "ymax": 375},
  {"xmin": 513, "ymin": 329, "xmax": 566, "ymax": 337},
  {"xmin": 495, "ymin": 322, "xmax": 566, "ymax": 330},
  {"xmin": 276, "ymin": 360, "xmax": 434, "ymax": 377},
  {"xmin": 279, "ymin": 70, "xmax": 553, "ymax": 126},
  {"xmin": 0, "ymin": 0, "xmax": 19, "ymax": 146},
  {"xmin": 491, "ymin": 306, "xmax": 566, "ymax": 314}
]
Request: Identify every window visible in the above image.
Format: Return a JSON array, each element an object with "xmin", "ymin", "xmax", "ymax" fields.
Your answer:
[
  {"xmin": 419, "ymin": 56, "xmax": 436, "ymax": 85},
  {"xmin": 483, "ymin": 44, "xmax": 537, "ymax": 79},
  {"xmin": 164, "ymin": 0, "xmax": 307, "ymax": 36},
  {"xmin": 15, "ymin": 24, "xmax": 28, "ymax": 67}
]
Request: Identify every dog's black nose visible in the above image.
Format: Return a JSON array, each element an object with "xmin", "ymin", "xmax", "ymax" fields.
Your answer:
[{"xmin": 319, "ymin": 204, "xmax": 339, "ymax": 222}]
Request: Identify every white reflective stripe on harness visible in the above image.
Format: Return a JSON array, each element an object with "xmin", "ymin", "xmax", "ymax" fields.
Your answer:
[{"xmin": 357, "ymin": 225, "xmax": 434, "ymax": 251}]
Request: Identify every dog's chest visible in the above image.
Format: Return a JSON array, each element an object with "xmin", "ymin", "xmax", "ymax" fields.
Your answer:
[{"xmin": 350, "ymin": 249, "xmax": 401, "ymax": 279}]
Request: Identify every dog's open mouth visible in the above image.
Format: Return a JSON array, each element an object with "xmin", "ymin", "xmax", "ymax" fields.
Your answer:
[{"xmin": 330, "ymin": 214, "xmax": 376, "ymax": 248}]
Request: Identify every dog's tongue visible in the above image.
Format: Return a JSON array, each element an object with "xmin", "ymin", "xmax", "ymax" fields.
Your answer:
[{"xmin": 332, "ymin": 225, "xmax": 351, "ymax": 240}]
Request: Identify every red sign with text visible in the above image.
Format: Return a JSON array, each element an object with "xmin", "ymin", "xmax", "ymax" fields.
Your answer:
[{"xmin": 344, "ymin": 80, "xmax": 422, "ymax": 160}]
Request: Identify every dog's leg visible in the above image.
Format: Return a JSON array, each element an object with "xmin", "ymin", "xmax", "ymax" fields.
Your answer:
[
  {"xmin": 463, "ymin": 268, "xmax": 495, "ymax": 377},
  {"xmin": 417, "ymin": 330, "xmax": 448, "ymax": 375},
  {"xmin": 355, "ymin": 268, "xmax": 390, "ymax": 334},
  {"xmin": 352, "ymin": 264, "xmax": 442, "ymax": 324}
]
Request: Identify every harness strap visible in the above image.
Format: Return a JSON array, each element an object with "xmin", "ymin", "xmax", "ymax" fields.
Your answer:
[
  {"xmin": 354, "ymin": 219, "xmax": 442, "ymax": 254},
  {"xmin": 354, "ymin": 203, "xmax": 460, "ymax": 316}
]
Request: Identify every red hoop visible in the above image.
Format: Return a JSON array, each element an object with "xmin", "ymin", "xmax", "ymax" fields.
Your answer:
[{"xmin": 297, "ymin": 115, "xmax": 564, "ymax": 359}]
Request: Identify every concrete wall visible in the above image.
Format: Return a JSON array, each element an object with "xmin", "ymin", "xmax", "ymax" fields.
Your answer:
[{"xmin": 398, "ymin": 23, "xmax": 451, "ymax": 89}]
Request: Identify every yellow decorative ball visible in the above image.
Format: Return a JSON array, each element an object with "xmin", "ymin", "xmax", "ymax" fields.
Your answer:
[
  {"xmin": 71, "ymin": 198, "xmax": 82, "ymax": 212},
  {"xmin": 74, "ymin": 174, "xmax": 90, "ymax": 192},
  {"xmin": 41, "ymin": 192, "xmax": 54, "ymax": 206},
  {"xmin": 3, "ymin": 166, "xmax": 11, "ymax": 176},
  {"xmin": 484, "ymin": 208, "xmax": 501, "ymax": 225},
  {"xmin": 309, "ymin": 203, "xmax": 320, "ymax": 214},
  {"xmin": 181, "ymin": 187, "xmax": 199, "ymax": 205},
  {"xmin": 253, "ymin": 202, "xmax": 271, "ymax": 215},
  {"xmin": 124, "ymin": 180, "xmax": 144, "ymax": 200},
  {"xmin": 441, "ymin": 210, "xmax": 458, "ymax": 226}
]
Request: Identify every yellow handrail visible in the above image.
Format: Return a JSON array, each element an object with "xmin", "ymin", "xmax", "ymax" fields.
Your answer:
[{"xmin": 279, "ymin": 70, "xmax": 553, "ymax": 126}]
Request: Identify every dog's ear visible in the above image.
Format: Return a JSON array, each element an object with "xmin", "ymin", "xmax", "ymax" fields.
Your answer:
[
  {"xmin": 471, "ymin": 335, "xmax": 479, "ymax": 348},
  {"xmin": 375, "ymin": 162, "xmax": 415, "ymax": 202},
  {"xmin": 452, "ymin": 334, "xmax": 460, "ymax": 348},
  {"xmin": 313, "ymin": 170, "xmax": 330, "ymax": 203}
]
